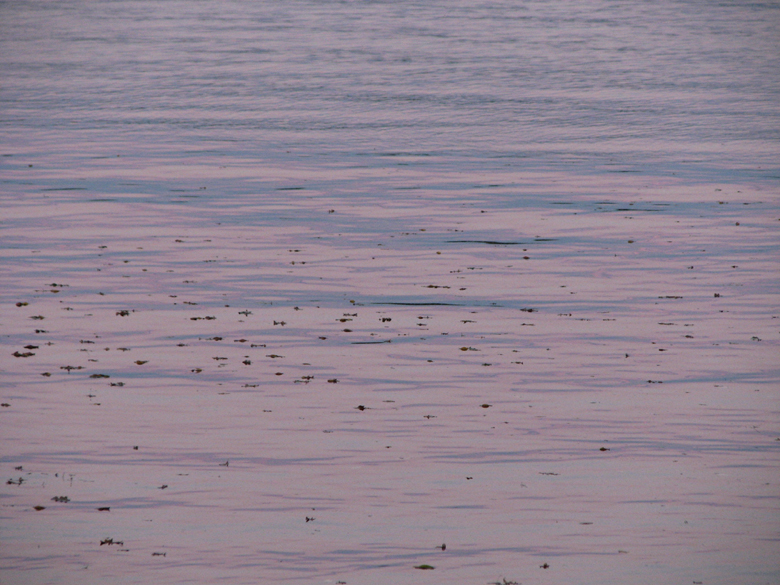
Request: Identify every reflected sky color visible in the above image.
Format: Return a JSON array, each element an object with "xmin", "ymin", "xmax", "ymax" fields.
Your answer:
[{"xmin": 1, "ymin": 1, "xmax": 778, "ymax": 584}]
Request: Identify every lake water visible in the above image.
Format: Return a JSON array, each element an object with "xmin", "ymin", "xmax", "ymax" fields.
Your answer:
[{"xmin": 1, "ymin": 1, "xmax": 779, "ymax": 584}]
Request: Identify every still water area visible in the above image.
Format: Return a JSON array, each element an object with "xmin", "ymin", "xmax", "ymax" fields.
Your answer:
[{"xmin": 1, "ymin": 1, "xmax": 779, "ymax": 584}]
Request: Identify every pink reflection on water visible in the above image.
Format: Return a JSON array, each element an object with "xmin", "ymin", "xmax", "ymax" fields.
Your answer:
[{"xmin": 2, "ymin": 160, "xmax": 778, "ymax": 584}]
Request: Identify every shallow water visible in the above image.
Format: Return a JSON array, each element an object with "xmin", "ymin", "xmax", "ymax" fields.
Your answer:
[{"xmin": 1, "ymin": 1, "xmax": 779, "ymax": 584}]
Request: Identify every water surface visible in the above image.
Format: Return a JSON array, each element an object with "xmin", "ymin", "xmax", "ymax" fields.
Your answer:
[{"xmin": 1, "ymin": 1, "xmax": 778, "ymax": 584}]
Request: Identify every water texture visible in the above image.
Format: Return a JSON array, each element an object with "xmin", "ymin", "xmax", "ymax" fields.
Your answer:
[{"xmin": 1, "ymin": 1, "xmax": 778, "ymax": 584}]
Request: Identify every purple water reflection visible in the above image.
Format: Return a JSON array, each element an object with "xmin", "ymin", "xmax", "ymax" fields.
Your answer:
[{"xmin": 2, "ymin": 1, "xmax": 778, "ymax": 584}]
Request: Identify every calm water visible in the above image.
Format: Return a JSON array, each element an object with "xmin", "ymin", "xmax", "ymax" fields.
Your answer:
[
  {"xmin": 1, "ymin": 1, "xmax": 779, "ymax": 584},
  {"xmin": 2, "ymin": 0, "xmax": 779, "ymax": 180}
]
